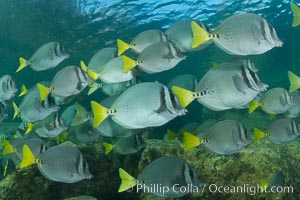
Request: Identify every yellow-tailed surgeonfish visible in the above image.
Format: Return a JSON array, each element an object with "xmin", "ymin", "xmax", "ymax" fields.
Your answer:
[
  {"xmin": 67, "ymin": 121, "xmax": 100, "ymax": 144},
  {"xmin": 167, "ymin": 74, "xmax": 198, "ymax": 92},
  {"xmin": 33, "ymin": 112, "xmax": 68, "ymax": 138},
  {"xmin": 0, "ymin": 75, "xmax": 18, "ymax": 102},
  {"xmin": 91, "ymin": 82, "xmax": 187, "ymax": 129},
  {"xmin": 260, "ymin": 171, "xmax": 285, "ymax": 192},
  {"xmin": 0, "ymin": 101, "xmax": 9, "ymax": 123},
  {"xmin": 183, "ymin": 120, "xmax": 251, "ymax": 154},
  {"xmin": 165, "ymin": 19, "xmax": 212, "ymax": 52},
  {"xmin": 191, "ymin": 13, "xmax": 283, "ymax": 55},
  {"xmin": 285, "ymin": 91, "xmax": 300, "ymax": 118},
  {"xmin": 249, "ymin": 88, "xmax": 295, "ymax": 114},
  {"xmin": 103, "ymin": 134, "xmax": 145, "ymax": 155},
  {"xmin": 37, "ymin": 65, "xmax": 93, "ymax": 101},
  {"xmin": 122, "ymin": 41, "xmax": 186, "ymax": 74},
  {"xmin": 60, "ymin": 104, "xmax": 77, "ymax": 128},
  {"xmin": 92, "ymin": 95, "xmax": 143, "ymax": 137},
  {"xmin": 288, "ymin": 71, "xmax": 300, "ymax": 93},
  {"xmin": 100, "ymin": 77, "xmax": 140, "ymax": 96},
  {"xmin": 20, "ymin": 144, "xmax": 92, "ymax": 183},
  {"xmin": 163, "ymin": 122, "xmax": 200, "ymax": 143},
  {"xmin": 13, "ymin": 83, "xmax": 59, "ymax": 123},
  {"xmin": 1, "ymin": 138, "xmax": 46, "ymax": 160},
  {"xmin": 290, "ymin": 2, "xmax": 300, "ymax": 27},
  {"xmin": 172, "ymin": 59, "xmax": 268, "ymax": 110},
  {"xmin": 118, "ymin": 156, "xmax": 202, "ymax": 197},
  {"xmin": 253, "ymin": 118, "xmax": 300, "ymax": 144},
  {"xmin": 16, "ymin": 41, "xmax": 69, "ymax": 72},
  {"xmin": 0, "ymin": 158, "xmax": 16, "ymax": 179},
  {"xmin": 117, "ymin": 29, "xmax": 168, "ymax": 55}
]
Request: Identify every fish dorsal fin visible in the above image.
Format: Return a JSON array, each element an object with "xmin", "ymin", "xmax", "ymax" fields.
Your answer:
[
  {"xmin": 20, "ymin": 144, "xmax": 37, "ymax": 169},
  {"xmin": 80, "ymin": 60, "xmax": 88, "ymax": 72},
  {"xmin": 290, "ymin": 2, "xmax": 300, "ymax": 27},
  {"xmin": 288, "ymin": 71, "xmax": 300, "ymax": 93},
  {"xmin": 253, "ymin": 128, "xmax": 266, "ymax": 142},
  {"xmin": 16, "ymin": 57, "xmax": 28, "ymax": 72},
  {"xmin": 166, "ymin": 129, "xmax": 178, "ymax": 143},
  {"xmin": 171, "ymin": 86, "xmax": 195, "ymax": 108},
  {"xmin": 12, "ymin": 102, "xmax": 20, "ymax": 120},
  {"xmin": 118, "ymin": 168, "xmax": 137, "ymax": 192},
  {"xmin": 36, "ymin": 83, "xmax": 51, "ymax": 101},
  {"xmin": 19, "ymin": 84, "xmax": 28, "ymax": 97},
  {"xmin": 182, "ymin": 131, "xmax": 202, "ymax": 151},
  {"xmin": 103, "ymin": 142, "xmax": 115, "ymax": 154},
  {"xmin": 1, "ymin": 139, "xmax": 15, "ymax": 155},
  {"xmin": 248, "ymin": 100, "xmax": 261, "ymax": 114},
  {"xmin": 191, "ymin": 21, "xmax": 210, "ymax": 48},
  {"xmin": 121, "ymin": 55, "xmax": 137, "ymax": 73},
  {"xmin": 90, "ymin": 101, "xmax": 109, "ymax": 127},
  {"xmin": 25, "ymin": 122, "xmax": 34, "ymax": 135},
  {"xmin": 117, "ymin": 39, "xmax": 130, "ymax": 56}
]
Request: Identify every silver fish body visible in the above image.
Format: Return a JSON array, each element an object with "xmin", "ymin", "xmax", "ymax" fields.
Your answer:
[
  {"xmin": 88, "ymin": 47, "xmax": 117, "ymax": 73},
  {"xmin": 0, "ymin": 75, "xmax": 18, "ymax": 102},
  {"xmin": 11, "ymin": 138, "xmax": 46, "ymax": 160},
  {"xmin": 167, "ymin": 74, "xmax": 198, "ymax": 92},
  {"xmin": 113, "ymin": 134, "xmax": 145, "ymax": 155}
]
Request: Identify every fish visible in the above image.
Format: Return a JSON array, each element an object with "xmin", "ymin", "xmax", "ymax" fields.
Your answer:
[
  {"xmin": 191, "ymin": 13, "xmax": 283, "ymax": 55},
  {"xmin": 183, "ymin": 120, "xmax": 251, "ymax": 154},
  {"xmin": 20, "ymin": 144, "xmax": 92, "ymax": 183},
  {"xmin": 103, "ymin": 134, "xmax": 145, "ymax": 155},
  {"xmin": 91, "ymin": 82, "xmax": 187, "ymax": 129},
  {"xmin": 167, "ymin": 74, "xmax": 198, "ymax": 92},
  {"xmin": 37, "ymin": 65, "xmax": 93, "ymax": 101},
  {"xmin": 13, "ymin": 83, "xmax": 59, "ymax": 122},
  {"xmin": 165, "ymin": 19, "xmax": 212, "ymax": 52},
  {"xmin": 0, "ymin": 101, "xmax": 9, "ymax": 123},
  {"xmin": 285, "ymin": 91, "xmax": 300, "ymax": 118},
  {"xmin": 101, "ymin": 77, "xmax": 140, "ymax": 96},
  {"xmin": 0, "ymin": 158, "xmax": 16, "ymax": 179},
  {"xmin": 122, "ymin": 41, "xmax": 186, "ymax": 74},
  {"xmin": 17, "ymin": 41, "xmax": 69, "ymax": 72},
  {"xmin": 260, "ymin": 171, "xmax": 285, "ymax": 190},
  {"xmin": 61, "ymin": 104, "xmax": 77, "ymax": 127},
  {"xmin": 117, "ymin": 29, "xmax": 168, "ymax": 55},
  {"xmin": 0, "ymin": 75, "xmax": 18, "ymax": 102},
  {"xmin": 172, "ymin": 60, "xmax": 268, "ymax": 110},
  {"xmin": 67, "ymin": 121, "xmax": 100, "ymax": 144},
  {"xmin": 254, "ymin": 118, "xmax": 300, "ymax": 144},
  {"xmin": 288, "ymin": 71, "xmax": 300, "ymax": 93},
  {"xmin": 249, "ymin": 88, "xmax": 295, "ymax": 114},
  {"xmin": 118, "ymin": 156, "xmax": 202, "ymax": 197},
  {"xmin": 290, "ymin": 2, "xmax": 300, "ymax": 27}
]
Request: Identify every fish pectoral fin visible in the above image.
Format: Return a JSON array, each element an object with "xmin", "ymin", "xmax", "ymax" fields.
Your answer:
[
  {"xmin": 117, "ymin": 39, "xmax": 130, "ymax": 56},
  {"xmin": 103, "ymin": 142, "xmax": 115, "ymax": 154},
  {"xmin": 20, "ymin": 144, "xmax": 36, "ymax": 169},
  {"xmin": 253, "ymin": 128, "xmax": 266, "ymax": 142},
  {"xmin": 171, "ymin": 86, "xmax": 195, "ymax": 108},
  {"xmin": 16, "ymin": 57, "xmax": 28, "ymax": 72},
  {"xmin": 288, "ymin": 71, "xmax": 300, "ymax": 93},
  {"xmin": 182, "ymin": 131, "xmax": 201, "ymax": 151},
  {"xmin": 122, "ymin": 55, "xmax": 137, "ymax": 72},
  {"xmin": 191, "ymin": 20, "xmax": 210, "ymax": 48},
  {"xmin": 90, "ymin": 101, "xmax": 109, "ymax": 127},
  {"xmin": 290, "ymin": 2, "xmax": 300, "ymax": 27},
  {"xmin": 19, "ymin": 84, "xmax": 28, "ymax": 97},
  {"xmin": 118, "ymin": 168, "xmax": 137, "ymax": 192},
  {"xmin": 1, "ymin": 139, "xmax": 14, "ymax": 155},
  {"xmin": 36, "ymin": 83, "xmax": 50, "ymax": 101},
  {"xmin": 166, "ymin": 129, "xmax": 178, "ymax": 143}
]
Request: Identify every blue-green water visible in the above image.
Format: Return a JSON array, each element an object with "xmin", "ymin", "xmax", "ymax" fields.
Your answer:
[{"xmin": 0, "ymin": 0, "xmax": 300, "ymax": 199}]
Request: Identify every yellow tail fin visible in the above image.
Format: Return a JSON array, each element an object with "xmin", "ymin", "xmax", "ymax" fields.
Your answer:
[
  {"xmin": 269, "ymin": 114, "xmax": 277, "ymax": 120},
  {"xmin": 16, "ymin": 57, "xmax": 28, "ymax": 72},
  {"xmin": 191, "ymin": 21, "xmax": 210, "ymax": 48},
  {"xmin": 1, "ymin": 139, "xmax": 14, "ymax": 155},
  {"xmin": 3, "ymin": 160, "xmax": 8, "ymax": 176},
  {"xmin": 253, "ymin": 128, "xmax": 266, "ymax": 142},
  {"xmin": 90, "ymin": 101, "xmax": 109, "ymax": 127},
  {"xmin": 290, "ymin": 2, "xmax": 300, "ymax": 27},
  {"xmin": 171, "ymin": 86, "xmax": 195, "ymax": 108},
  {"xmin": 56, "ymin": 131, "xmax": 68, "ymax": 144},
  {"xmin": 36, "ymin": 83, "xmax": 51, "ymax": 101},
  {"xmin": 117, "ymin": 39, "xmax": 130, "ymax": 56},
  {"xmin": 288, "ymin": 71, "xmax": 300, "ymax": 93},
  {"xmin": 103, "ymin": 142, "xmax": 115, "ymax": 154},
  {"xmin": 118, "ymin": 168, "xmax": 137, "ymax": 192},
  {"xmin": 80, "ymin": 60, "xmax": 88, "ymax": 72},
  {"xmin": 122, "ymin": 55, "xmax": 137, "ymax": 72},
  {"xmin": 25, "ymin": 122, "xmax": 34, "ymax": 135},
  {"xmin": 248, "ymin": 100, "xmax": 261, "ymax": 114},
  {"xmin": 166, "ymin": 129, "xmax": 178, "ymax": 143},
  {"xmin": 12, "ymin": 102, "xmax": 20, "ymax": 120},
  {"xmin": 20, "ymin": 144, "xmax": 36, "ymax": 169},
  {"xmin": 87, "ymin": 69, "xmax": 99, "ymax": 81},
  {"xmin": 19, "ymin": 84, "xmax": 28, "ymax": 97},
  {"xmin": 182, "ymin": 131, "xmax": 201, "ymax": 151},
  {"xmin": 259, "ymin": 179, "xmax": 269, "ymax": 191}
]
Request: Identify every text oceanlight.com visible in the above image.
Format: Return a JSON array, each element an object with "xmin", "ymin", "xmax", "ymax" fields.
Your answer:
[{"xmin": 133, "ymin": 183, "xmax": 294, "ymax": 196}]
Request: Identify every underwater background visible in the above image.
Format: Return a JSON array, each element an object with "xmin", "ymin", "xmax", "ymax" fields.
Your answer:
[{"xmin": 0, "ymin": 0, "xmax": 300, "ymax": 199}]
